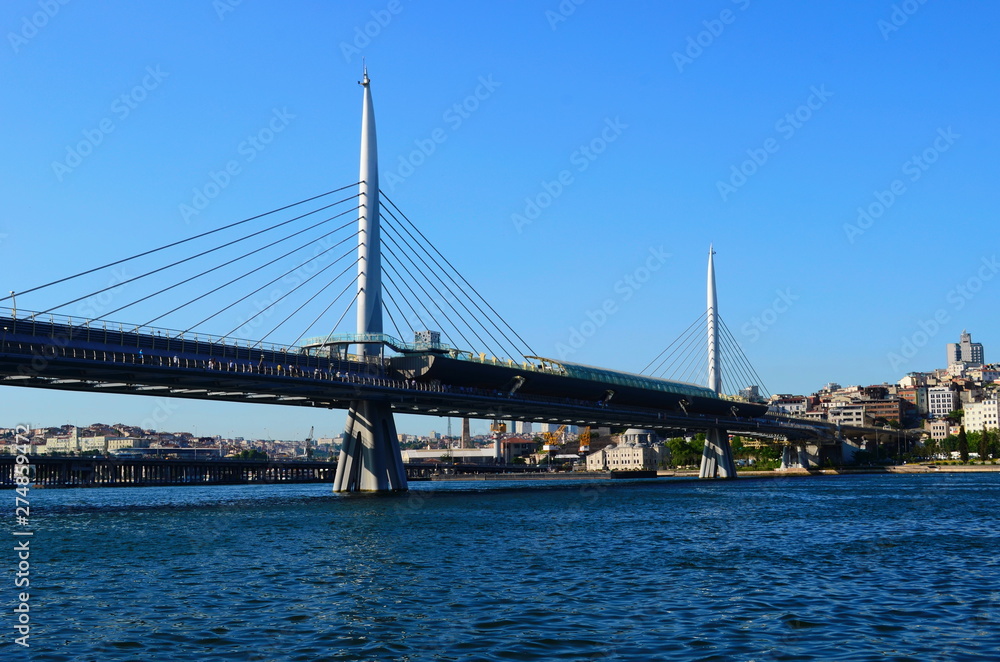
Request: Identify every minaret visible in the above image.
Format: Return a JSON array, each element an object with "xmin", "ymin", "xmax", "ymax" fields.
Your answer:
[
  {"xmin": 700, "ymin": 244, "xmax": 737, "ymax": 479},
  {"xmin": 356, "ymin": 66, "xmax": 383, "ymax": 355},
  {"xmin": 334, "ymin": 69, "xmax": 407, "ymax": 492}
]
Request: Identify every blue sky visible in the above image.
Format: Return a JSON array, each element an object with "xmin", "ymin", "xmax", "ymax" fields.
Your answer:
[{"xmin": 2, "ymin": 1, "xmax": 997, "ymax": 439}]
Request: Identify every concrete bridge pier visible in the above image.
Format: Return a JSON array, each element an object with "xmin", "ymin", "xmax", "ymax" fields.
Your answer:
[
  {"xmin": 700, "ymin": 427, "xmax": 737, "ymax": 479},
  {"xmin": 334, "ymin": 400, "xmax": 408, "ymax": 492},
  {"xmin": 780, "ymin": 445, "xmax": 807, "ymax": 470}
]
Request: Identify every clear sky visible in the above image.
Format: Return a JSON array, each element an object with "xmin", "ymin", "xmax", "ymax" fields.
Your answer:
[{"xmin": 2, "ymin": 1, "xmax": 997, "ymax": 439}]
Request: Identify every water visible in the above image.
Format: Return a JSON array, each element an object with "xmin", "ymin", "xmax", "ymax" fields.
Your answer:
[{"xmin": 6, "ymin": 473, "xmax": 1000, "ymax": 661}]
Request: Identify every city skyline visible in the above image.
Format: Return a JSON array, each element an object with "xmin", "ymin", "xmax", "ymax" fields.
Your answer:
[{"xmin": 3, "ymin": 2, "xmax": 998, "ymax": 438}]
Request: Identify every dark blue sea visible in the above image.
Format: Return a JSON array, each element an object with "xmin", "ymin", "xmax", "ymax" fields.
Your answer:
[{"xmin": 5, "ymin": 472, "xmax": 1000, "ymax": 661}]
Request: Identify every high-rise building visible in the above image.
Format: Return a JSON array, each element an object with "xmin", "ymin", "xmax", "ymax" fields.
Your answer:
[{"xmin": 947, "ymin": 330, "xmax": 984, "ymax": 366}]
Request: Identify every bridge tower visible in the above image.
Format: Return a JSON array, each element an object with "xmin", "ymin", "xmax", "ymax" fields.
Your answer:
[
  {"xmin": 333, "ymin": 69, "xmax": 408, "ymax": 492},
  {"xmin": 700, "ymin": 244, "xmax": 737, "ymax": 479}
]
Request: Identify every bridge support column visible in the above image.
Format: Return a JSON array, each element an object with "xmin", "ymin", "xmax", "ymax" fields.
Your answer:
[
  {"xmin": 700, "ymin": 428, "xmax": 736, "ymax": 479},
  {"xmin": 331, "ymin": 69, "xmax": 407, "ymax": 493},
  {"xmin": 334, "ymin": 400, "xmax": 408, "ymax": 492}
]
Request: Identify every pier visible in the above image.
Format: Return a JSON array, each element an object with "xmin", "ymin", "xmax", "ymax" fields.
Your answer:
[{"xmin": 0, "ymin": 456, "xmax": 548, "ymax": 488}]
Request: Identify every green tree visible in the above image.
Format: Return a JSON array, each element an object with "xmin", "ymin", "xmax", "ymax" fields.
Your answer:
[
  {"xmin": 232, "ymin": 449, "xmax": 268, "ymax": 460},
  {"xmin": 667, "ymin": 437, "xmax": 699, "ymax": 467},
  {"xmin": 985, "ymin": 429, "xmax": 1000, "ymax": 460},
  {"xmin": 957, "ymin": 428, "xmax": 969, "ymax": 463},
  {"xmin": 921, "ymin": 437, "xmax": 939, "ymax": 460},
  {"xmin": 730, "ymin": 436, "xmax": 746, "ymax": 458}
]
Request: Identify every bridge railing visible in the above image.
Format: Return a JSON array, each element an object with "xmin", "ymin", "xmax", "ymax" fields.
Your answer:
[
  {"xmin": 299, "ymin": 333, "xmax": 453, "ymax": 355},
  {"xmin": 0, "ymin": 307, "xmax": 389, "ymax": 372}
]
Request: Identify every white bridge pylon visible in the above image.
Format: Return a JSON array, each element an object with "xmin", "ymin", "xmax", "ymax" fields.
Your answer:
[
  {"xmin": 333, "ymin": 69, "xmax": 407, "ymax": 493},
  {"xmin": 699, "ymin": 244, "xmax": 737, "ymax": 479}
]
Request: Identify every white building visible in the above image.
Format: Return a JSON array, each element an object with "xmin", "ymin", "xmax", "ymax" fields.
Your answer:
[
  {"xmin": 586, "ymin": 446, "xmax": 610, "ymax": 471},
  {"xmin": 586, "ymin": 444, "xmax": 663, "ymax": 471},
  {"xmin": 968, "ymin": 365, "xmax": 1000, "ymax": 385},
  {"xmin": 586, "ymin": 429, "xmax": 664, "ymax": 471},
  {"xmin": 964, "ymin": 400, "xmax": 1000, "ymax": 433},
  {"xmin": 827, "ymin": 405, "xmax": 866, "ymax": 427},
  {"xmin": 768, "ymin": 396, "xmax": 809, "ymax": 416},
  {"xmin": 77, "ymin": 436, "xmax": 147, "ymax": 453},
  {"xmin": 928, "ymin": 386, "xmax": 959, "ymax": 419}
]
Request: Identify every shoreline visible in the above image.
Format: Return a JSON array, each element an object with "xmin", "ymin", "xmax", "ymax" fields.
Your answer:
[
  {"xmin": 427, "ymin": 463, "xmax": 1000, "ymax": 482},
  {"xmin": 24, "ymin": 463, "xmax": 1000, "ymax": 488}
]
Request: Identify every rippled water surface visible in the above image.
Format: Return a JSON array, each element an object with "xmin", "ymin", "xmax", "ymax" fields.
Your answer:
[{"xmin": 7, "ymin": 473, "xmax": 1000, "ymax": 661}]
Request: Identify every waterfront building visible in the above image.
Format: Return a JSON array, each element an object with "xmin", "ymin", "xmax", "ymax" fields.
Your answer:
[
  {"xmin": 586, "ymin": 429, "xmax": 664, "ymax": 471},
  {"xmin": 78, "ymin": 436, "xmax": 148, "ymax": 453},
  {"xmin": 400, "ymin": 448, "xmax": 497, "ymax": 465},
  {"xmin": 963, "ymin": 400, "xmax": 1000, "ymax": 433},
  {"xmin": 501, "ymin": 437, "xmax": 537, "ymax": 463},
  {"xmin": 602, "ymin": 444, "xmax": 664, "ymax": 470}
]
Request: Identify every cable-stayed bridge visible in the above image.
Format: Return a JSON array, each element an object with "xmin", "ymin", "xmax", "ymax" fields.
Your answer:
[{"xmin": 1, "ymin": 70, "xmax": 859, "ymax": 492}]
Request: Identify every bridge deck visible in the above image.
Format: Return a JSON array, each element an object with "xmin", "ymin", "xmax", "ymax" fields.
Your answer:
[{"xmin": 0, "ymin": 313, "xmax": 842, "ymax": 441}]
